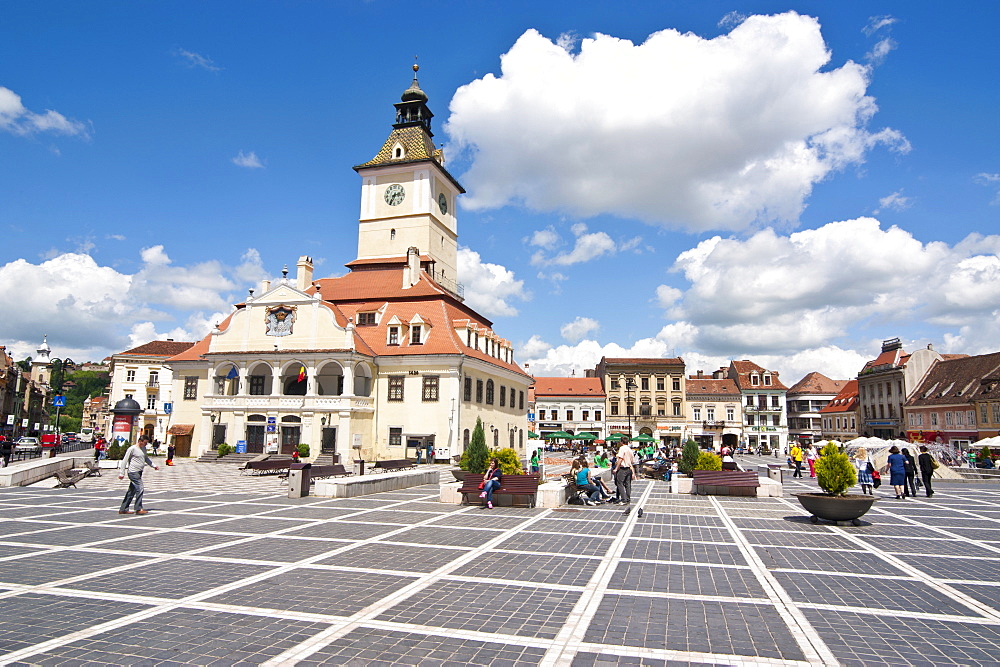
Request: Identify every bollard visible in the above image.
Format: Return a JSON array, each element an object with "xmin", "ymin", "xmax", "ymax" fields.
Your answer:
[{"xmin": 287, "ymin": 462, "xmax": 311, "ymax": 498}]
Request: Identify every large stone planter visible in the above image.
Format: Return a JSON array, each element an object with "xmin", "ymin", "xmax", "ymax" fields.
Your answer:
[
  {"xmin": 795, "ymin": 493, "xmax": 877, "ymax": 525},
  {"xmin": 451, "ymin": 470, "xmax": 468, "ymax": 482}
]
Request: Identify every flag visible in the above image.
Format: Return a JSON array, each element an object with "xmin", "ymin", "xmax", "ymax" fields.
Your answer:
[
  {"xmin": 297, "ymin": 365, "xmax": 306, "ymax": 382},
  {"xmin": 226, "ymin": 364, "xmax": 239, "ymax": 380}
]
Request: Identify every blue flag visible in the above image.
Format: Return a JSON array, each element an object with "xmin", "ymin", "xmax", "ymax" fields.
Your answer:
[{"xmin": 226, "ymin": 364, "xmax": 239, "ymax": 380}]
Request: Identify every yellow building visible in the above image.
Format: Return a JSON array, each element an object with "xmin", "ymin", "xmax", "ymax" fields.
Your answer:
[{"xmin": 166, "ymin": 68, "xmax": 531, "ymax": 462}]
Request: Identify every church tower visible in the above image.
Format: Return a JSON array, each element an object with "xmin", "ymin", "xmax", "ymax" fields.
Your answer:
[{"xmin": 353, "ymin": 65, "xmax": 465, "ymax": 288}]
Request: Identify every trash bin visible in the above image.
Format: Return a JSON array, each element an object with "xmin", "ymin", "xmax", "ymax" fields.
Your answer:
[
  {"xmin": 287, "ymin": 462, "xmax": 312, "ymax": 499},
  {"xmin": 353, "ymin": 459, "xmax": 365, "ymax": 476}
]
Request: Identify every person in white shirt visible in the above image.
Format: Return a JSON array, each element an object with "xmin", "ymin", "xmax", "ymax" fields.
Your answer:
[
  {"xmin": 612, "ymin": 439, "xmax": 637, "ymax": 505},
  {"xmin": 118, "ymin": 435, "xmax": 159, "ymax": 515}
]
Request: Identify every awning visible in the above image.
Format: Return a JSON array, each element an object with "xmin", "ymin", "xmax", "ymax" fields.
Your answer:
[{"xmin": 167, "ymin": 424, "xmax": 195, "ymax": 436}]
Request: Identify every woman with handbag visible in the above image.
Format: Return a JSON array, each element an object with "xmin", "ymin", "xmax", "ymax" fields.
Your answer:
[
  {"xmin": 853, "ymin": 447, "xmax": 875, "ymax": 495},
  {"xmin": 887, "ymin": 445, "xmax": 907, "ymax": 499},
  {"xmin": 478, "ymin": 458, "xmax": 502, "ymax": 509}
]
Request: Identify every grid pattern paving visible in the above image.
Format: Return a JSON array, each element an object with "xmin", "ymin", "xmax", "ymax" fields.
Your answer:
[{"xmin": 2, "ymin": 459, "xmax": 1000, "ymax": 665}]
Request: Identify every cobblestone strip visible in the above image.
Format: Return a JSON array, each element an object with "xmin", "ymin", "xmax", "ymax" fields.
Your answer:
[
  {"xmin": 774, "ymin": 495, "xmax": 1000, "ymax": 622},
  {"xmin": 538, "ymin": 483, "xmax": 655, "ymax": 667},
  {"xmin": 709, "ymin": 495, "xmax": 838, "ymax": 666},
  {"xmin": 261, "ymin": 506, "xmax": 559, "ymax": 665},
  {"xmin": 0, "ymin": 490, "xmax": 461, "ymax": 664}
]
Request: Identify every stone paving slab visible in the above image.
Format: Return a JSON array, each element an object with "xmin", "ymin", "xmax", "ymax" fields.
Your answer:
[{"xmin": 3, "ymin": 461, "xmax": 1000, "ymax": 665}]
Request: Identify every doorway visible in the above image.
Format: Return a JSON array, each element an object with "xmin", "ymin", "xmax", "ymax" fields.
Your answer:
[
  {"xmin": 246, "ymin": 425, "xmax": 265, "ymax": 454},
  {"xmin": 321, "ymin": 427, "xmax": 337, "ymax": 461}
]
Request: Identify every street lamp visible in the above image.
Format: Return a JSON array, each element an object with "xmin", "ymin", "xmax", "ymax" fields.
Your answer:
[{"xmin": 625, "ymin": 379, "xmax": 637, "ymax": 438}]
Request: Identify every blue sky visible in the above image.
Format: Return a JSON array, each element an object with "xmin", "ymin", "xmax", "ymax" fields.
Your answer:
[{"xmin": 2, "ymin": 1, "xmax": 998, "ymax": 383}]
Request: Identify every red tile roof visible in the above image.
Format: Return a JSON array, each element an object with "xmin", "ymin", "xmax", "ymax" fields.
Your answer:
[
  {"xmin": 819, "ymin": 380, "xmax": 859, "ymax": 414},
  {"xmin": 117, "ymin": 340, "xmax": 196, "ymax": 357},
  {"xmin": 905, "ymin": 352, "xmax": 1000, "ymax": 407},
  {"xmin": 729, "ymin": 360, "xmax": 787, "ymax": 390},
  {"xmin": 787, "ymin": 372, "xmax": 849, "ymax": 396},
  {"xmin": 532, "ymin": 377, "xmax": 605, "ymax": 398},
  {"xmin": 685, "ymin": 378, "xmax": 740, "ymax": 397}
]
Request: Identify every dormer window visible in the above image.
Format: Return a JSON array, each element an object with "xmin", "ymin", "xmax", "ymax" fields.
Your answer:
[
  {"xmin": 390, "ymin": 229, "xmax": 396, "ymax": 240},
  {"xmin": 388, "ymin": 326, "xmax": 399, "ymax": 346},
  {"xmin": 357, "ymin": 312, "xmax": 377, "ymax": 326},
  {"xmin": 411, "ymin": 325, "xmax": 422, "ymax": 345},
  {"xmin": 392, "ymin": 142, "xmax": 405, "ymax": 159},
  {"xmin": 750, "ymin": 374, "xmax": 760, "ymax": 386},
  {"xmin": 763, "ymin": 375, "xmax": 772, "ymax": 386}
]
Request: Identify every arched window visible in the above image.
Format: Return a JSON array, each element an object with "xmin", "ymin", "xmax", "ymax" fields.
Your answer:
[
  {"xmin": 463, "ymin": 429, "xmax": 470, "ymax": 448},
  {"xmin": 493, "ymin": 429, "xmax": 499, "ymax": 448},
  {"xmin": 519, "ymin": 429, "xmax": 524, "ymax": 449},
  {"xmin": 509, "ymin": 430, "xmax": 515, "ymax": 448},
  {"xmin": 486, "ymin": 379, "xmax": 495, "ymax": 405}
]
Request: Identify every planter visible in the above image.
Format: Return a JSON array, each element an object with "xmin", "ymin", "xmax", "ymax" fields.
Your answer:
[
  {"xmin": 795, "ymin": 493, "xmax": 877, "ymax": 525},
  {"xmin": 451, "ymin": 470, "xmax": 468, "ymax": 482}
]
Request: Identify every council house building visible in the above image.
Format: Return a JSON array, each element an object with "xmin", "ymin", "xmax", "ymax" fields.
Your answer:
[{"xmin": 165, "ymin": 67, "xmax": 531, "ymax": 463}]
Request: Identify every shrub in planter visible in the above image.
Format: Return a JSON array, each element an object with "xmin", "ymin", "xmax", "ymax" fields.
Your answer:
[
  {"xmin": 216, "ymin": 443, "xmax": 233, "ymax": 458},
  {"xmin": 297, "ymin": 443, "xmax": 310, "ymax": 458},
  {"xmin": 815, "ymin": 441, "xmax": 856, "ymax": 496},
  {"xmin": 694, "ymin": 451, "xmax": 722, "ymax": 471},
  {"xmin": 106, "ymin": 442, "xmax": 126, "ymax": 460},
  {"xmin": 489, "ymin": 447, "xmax": 524, "ymax": 475},
  {"xmin": 459, "ymin": 417, "xmax": 489, "ymax": 474},
  {"xmin": 678, "ymin": 439, "xmax": 700, "ymax": 476}
]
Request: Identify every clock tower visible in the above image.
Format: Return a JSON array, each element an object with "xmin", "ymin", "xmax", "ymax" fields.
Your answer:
[{"xmin": 353, "ymin": 65, "xmax": 465, "ymax": 289}]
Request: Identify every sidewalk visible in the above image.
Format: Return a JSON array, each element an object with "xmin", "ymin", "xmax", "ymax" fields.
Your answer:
[{"xmin": 1, "ymin": 462, "xmax": 999, "ymax": 665}]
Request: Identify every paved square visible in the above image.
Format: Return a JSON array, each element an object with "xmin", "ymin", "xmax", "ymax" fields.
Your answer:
[{"xmin": 2, "ymin": 462, "xmax": 1000, "ymax": 666}]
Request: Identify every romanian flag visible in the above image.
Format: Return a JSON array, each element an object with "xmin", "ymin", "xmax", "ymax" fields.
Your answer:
[{"xmin": 297, "ymin": 366, "xmax": 306, "ymax": 383}]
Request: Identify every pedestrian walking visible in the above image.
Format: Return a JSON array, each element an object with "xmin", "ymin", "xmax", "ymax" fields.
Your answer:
[
  {"xmin": 918, "ymin": 445, "xmax": 936, "ymax": 498},
  {"xmin": 166, "ymin": 438, "xmax": 175, "ymax": 466},
  {"xmin": 612, "ymin": 438, "xmax": 637, "ymax": 505},
  {"xmin": 118, "ymin": 435, "xmax": 159, "ymax": 515},
  {"xmin": 887, "ymin": 445, "xmax": 907, "ymax": 499},
  {"xmin": 790, "ymin": 443, "xmax": 804, "ymax": 478},
  {"xmin": 902, "ymin": 447, "xmax": 918, "ymax": 497},
  {"xmin": 0, "ymin": 436, "xmax": 11, "ymax": 467},
  {"xmin": 151, "ymin": 438, "xmax": 161, "ymax": 456},
  {"xmin": 806, "ymin": 444, "xmax": 817, "ymax": 478},
  {"xmin": 530, "ymin": 447, "xmax": 540, "ymax": 473},
  {"xmin": 853, "ymin": 447, "xmax": 875, "ymax": 495}
]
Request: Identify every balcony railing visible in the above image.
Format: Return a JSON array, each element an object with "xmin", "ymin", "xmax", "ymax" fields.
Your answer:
[
  {"xmin": 701, "ymin": 420, "xmax": 727, "ymax": 428},
  {"xmin": 208, "ymin": 395, "xmax": 374, "ymax": 410},
  {"xmin": 146, "ymin": 380, "xmax": 159, "ymax": 388}
]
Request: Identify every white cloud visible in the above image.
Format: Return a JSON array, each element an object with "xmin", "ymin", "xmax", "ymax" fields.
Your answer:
[
  {"xmin": 173, "ymin": 48, "xmax": 222, "ymax": 72},
  {"xmin": 457, "ymin": 247, "xmax": 530, "ymax": 317},
  {"xmin": 975, "ymin": 172, "xmax": 1000, "ymax": 205},
  {"xmin": 874, "ymin": 190, "xmax": 911, "ymax": 214},
  {"xmin": 447, "ymin": 14, "xmax": 908, "ymax": 232},
  {"xmin": 863, "ymin": 15, "xmax": 897, "ymax": 36},
  {"xmin": 529, "ymin": 223, "xmax": 622, "ymax": 266},
  {"xmin": 655, "ymin": 217, "xmax": 1000, "ymax": 356},
  {"xmin": 0, "ymin": 247, "xmax": 261, "ymax": 362},
  {"xmin": 232, "ymin": 150, "xmax": 265, "ymax": 168},
  {"xmin": 866, "ymin": 38, "xmax": 896, "ymax": 65},
  {"xmin": 560, "ymin": 316, "xmax": 600, "ymax": 343},
  {"xmin": 718, "ymin": 12, "xmax": 748, "ymax": 29},
  {"xmin": 0, "ymin": 86, "xmax": 89, "ymax": 138}
]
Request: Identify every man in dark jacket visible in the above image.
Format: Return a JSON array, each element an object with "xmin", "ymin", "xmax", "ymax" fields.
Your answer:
[
  {"xmin": 917, "ymin": 445, "xmax": 935, "ymax": 498},
  {"xmin": 0, "ymin": 436, "xmax": 12, "ymax": 467}
]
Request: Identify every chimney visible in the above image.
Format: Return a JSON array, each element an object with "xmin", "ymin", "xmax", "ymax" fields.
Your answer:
[
  {"xmin": 403, "ymin": 247, "xmax": 421, "ymax": 289},
  {"xmin": 296, "ymin": 256, "xmax": 314, "ymax": 291},
  {"xmin": 261, "ymin": 279, "xmax": 271, "ymax": 293},
  {"xmin": 697, "ymin": 370, "xmax": 704, "ymax": 378}
]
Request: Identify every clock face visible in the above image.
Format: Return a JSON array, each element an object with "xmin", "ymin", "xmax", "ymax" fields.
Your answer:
[
  {"xmin": 438, "ymin": 193, "xmax": 448, "ymax": 215},
  {"xmin": 384, "ymin": 184, "xmax": 405, "ymax": 206}
]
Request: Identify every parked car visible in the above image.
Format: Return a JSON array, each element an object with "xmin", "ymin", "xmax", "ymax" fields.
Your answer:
[{"xmin": 14, "ymin": 437, "xmax": 42, "ymax": 454}]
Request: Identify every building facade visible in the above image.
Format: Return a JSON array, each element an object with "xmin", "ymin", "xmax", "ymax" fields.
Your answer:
[
  {"xmin": 105, "ymin": 340, "xmax": 195, "ymax": 444},
  {"xmin": 819, "ymin": 380, "xmax": 860, "ymax": 441},
  {"xmin": 166, "ymin": 69, "xmax": 531, "ymax": 462},
  {"xmin": 593, "ymin": 357, "xmax": 686, "ymax": 447},
  {"xmin": 904, "ymin": 351, "xmax": 1000, "ymax": 451},
  {"xmin": 727, "ymin": 360, "xmax": 788, "ymax": 455},
  {"xmin": 685, "ymin": 370, "xmax": 742, "ymax": 450},
  {"xmin": 785, "ymin": 372, "xmax": 848, "ymax": 445},
  {"xmin": 532, "ymin": 377, "xmax": 606, "ymax": 440}
]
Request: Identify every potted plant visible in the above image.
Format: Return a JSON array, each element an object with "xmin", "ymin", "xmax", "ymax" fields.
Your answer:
[{"xmin": 796, "ymin": 441, "xmax": 877, "ymax": 525}]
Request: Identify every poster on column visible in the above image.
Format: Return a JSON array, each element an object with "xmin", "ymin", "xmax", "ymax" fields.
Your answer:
[{"xmin": 265, "ymin": 433, "xmax": 279, "ymax": 454}]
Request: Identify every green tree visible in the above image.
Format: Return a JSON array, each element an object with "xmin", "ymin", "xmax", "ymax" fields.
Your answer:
[
  {"xmin": 678, "ymin": 439, "xmax": 700, "ymax": 475},
  {"xmin": 815, "ymin": 441, "xmax": 857, "ymax": 496},
  {"xmin": 460, "ymin": 417, "xmax": 489, "ymax": 473}
]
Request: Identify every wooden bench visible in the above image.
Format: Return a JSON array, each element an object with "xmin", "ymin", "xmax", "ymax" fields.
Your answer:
[
  {"xmin": 373, "ymin": 459, "xmax": 416, "ymax": 472},
  {"xmin": 54, "ymin": 469, "xmax": 88, "ymax": 488},
  {"xmin": 459, "ymin": 473, "xmax": 540, "ymax": 508},
  {"xmin": 82, "ymin": 460, "xmax": 102, "ymax": 477},
  {"xmin": 692, "ymin": 470, "xmax": 760, "ymax": 496},
  {"xmin": 308, "ymin": 464, "xmax": 353, "ymax": 480},
  {"xmin": 240, "ymin": 460, "xmax": 291, "ymax": 476}
]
